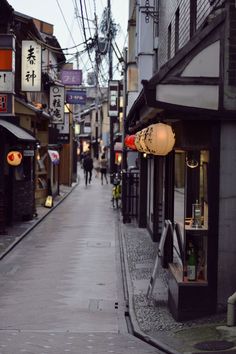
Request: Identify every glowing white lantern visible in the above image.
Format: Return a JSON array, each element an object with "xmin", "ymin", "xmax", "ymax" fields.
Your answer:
[
  {"xmin": 139, "ymin": 129, "xmax": 150, "ymax": 153},
  {"xmin": 144, "ymin": 123, "xmax": 175, "ymax": 156}
]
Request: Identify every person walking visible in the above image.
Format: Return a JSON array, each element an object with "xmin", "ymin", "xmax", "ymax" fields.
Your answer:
[
  {"xmin": 83, "ymin": 152, "xmax": 93, "ymax": 186},
  {"xmin": 93, "ymin": 157, "xmax": 100, "ymax": 178},
  {"xmin": 99, "ymin": 153, "xmax": 108, "ymax": 185}
]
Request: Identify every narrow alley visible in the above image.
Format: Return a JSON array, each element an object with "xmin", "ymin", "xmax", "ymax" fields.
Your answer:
[{"xmin": 0, "ymin": 169, "xmax": 162, "ymax": 354}]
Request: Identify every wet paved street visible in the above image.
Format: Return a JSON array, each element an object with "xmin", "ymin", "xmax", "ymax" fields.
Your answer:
[{"xmin": 0, "ymin": 172, "xmax": 161, "ymax": 353}]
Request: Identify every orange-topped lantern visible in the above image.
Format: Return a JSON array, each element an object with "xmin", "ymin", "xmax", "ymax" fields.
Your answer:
[
  {"xmin": 125, "ymin": 135, "xmax": 137, "ymax": 150},
  {"xmin": 144, "ymin": 123, "xmax": 175, "ymax": 156}
]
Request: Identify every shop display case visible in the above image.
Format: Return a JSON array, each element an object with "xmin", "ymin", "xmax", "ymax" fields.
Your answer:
[
  {"xmin": 35, "ymin": 146, "xmax": 48, "ymax": 205},
  {"xmin": 168, "ymin": 150, "xmax": 214, "ymax": 320}
]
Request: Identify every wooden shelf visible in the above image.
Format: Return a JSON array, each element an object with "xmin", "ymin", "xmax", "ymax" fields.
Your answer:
[
  {"xmin": 36, "ymin": 170, "xmax": 47, "ymax": 175},
  {"xmin": 169, "ymin": 263, "xmax": 208, "ymax": 286}
]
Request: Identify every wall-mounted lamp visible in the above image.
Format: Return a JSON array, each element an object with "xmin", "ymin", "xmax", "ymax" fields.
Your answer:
[{"xmin": 186, "ymin": 152, "xmax": 199, "ymax": 168}]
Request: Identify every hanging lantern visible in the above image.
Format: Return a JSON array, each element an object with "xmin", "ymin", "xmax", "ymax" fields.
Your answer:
[
  {"xmin": 134, "ymin": 131, "xmax": 143, "ymax": 152},
  {"xmin": 144, "ymin": 123, "xmax": 175, "ymax": 156},
  {"xmin": 125, "ymin": 135, "xmax": 137, "ymax": 150},
  {"xmin": 7, "ymin": 151, "xmax": 23, "ymax": 166},
  {"xmin": 139, "ymin": 129, "xmax": 150, "ymax": 154}
]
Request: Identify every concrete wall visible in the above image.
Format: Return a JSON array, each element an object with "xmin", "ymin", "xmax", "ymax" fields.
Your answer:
[{"xmin": 218, "ymin": 122, "xmax": 236, "ymax": 306}]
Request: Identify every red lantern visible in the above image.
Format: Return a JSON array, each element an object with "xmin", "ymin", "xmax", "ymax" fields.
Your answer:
[
  {"xmin": 125, "ymin": 135, "xmax": 137, "ymax": 150},
  {"xmin": 7, "ymin": 151, "xmax": 23, "ymax": 166}
]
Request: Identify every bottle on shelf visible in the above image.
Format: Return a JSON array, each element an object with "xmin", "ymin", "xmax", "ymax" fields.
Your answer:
[
  {"xmin": 187, "ymin": 242, "xmax": 197, "ymax": 281},
  {"xmin": 192, "ymin": 199, "xmax": 202, "ymax": 228}
]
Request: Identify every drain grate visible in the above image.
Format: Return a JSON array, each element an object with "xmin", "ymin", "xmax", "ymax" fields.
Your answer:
[
  {"xmin": 87, "ymin": 241, "xmax": 111, "ymax": 248},
  {"xmin": 194, "ymin": 340, "xmax": 235, "ymax": 351},
  {"xmin": 193, "ymin": 351, "xmax": 236, "ymax": 354}
]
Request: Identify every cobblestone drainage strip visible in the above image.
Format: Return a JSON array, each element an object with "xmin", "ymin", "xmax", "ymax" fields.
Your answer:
[
  {"xmin": 194, "ymin": 339, "xmax": 235, "ymax": 351},
  {"xmin": 193, "ymin": 351, "xmax": 236, "ymax": 354}
]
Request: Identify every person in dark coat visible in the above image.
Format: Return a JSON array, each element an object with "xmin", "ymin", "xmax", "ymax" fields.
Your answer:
[{"xmin": 83, "ymin": 152, "xmax": 93, "ymax": 186}]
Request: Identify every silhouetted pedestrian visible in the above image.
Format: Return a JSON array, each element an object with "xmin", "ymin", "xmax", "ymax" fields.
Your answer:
[
  {"xmin": 99, "ymin": 153, "xmax": 108, "ymax": 185},
  {"xmin": 83, "ymin": 152, "xmax": 93, "ymax": 186}
]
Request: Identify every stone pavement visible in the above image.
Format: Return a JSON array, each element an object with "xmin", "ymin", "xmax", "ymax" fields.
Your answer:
[
  {"xmin": 0, "ymin": 183, "xmax": 78, "ymax": 261},
  {"xmin": 120, "ymin": 222, "xmax": 236, "ymax": 354},
  {"xmin": 0, "ymin": 175, "xmax": 236, "ymax": 354}
]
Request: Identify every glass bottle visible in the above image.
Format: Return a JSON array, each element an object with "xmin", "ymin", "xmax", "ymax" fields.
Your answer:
[{"xmin": 187, "ymin": 242, "xmax": 197, "ymax": 281}]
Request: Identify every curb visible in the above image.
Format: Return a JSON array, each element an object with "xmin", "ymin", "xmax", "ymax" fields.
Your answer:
[
  {"xmin": 0, "ymin": 182, "xmax": 79, "ymax": 261},
  {"xmin": 119, "ymin": 221, "xmax": 181, "ymax": 354}
]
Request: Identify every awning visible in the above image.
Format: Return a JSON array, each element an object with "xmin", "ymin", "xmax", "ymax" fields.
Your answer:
[
  {"xmin": 0, "ymin": 119, "xmax": 36, "ymax": 142},
  {"xmin": 48, "ymin": 150, "xmax": 60, "ymax": 165},
  {"xmin": 15, "ymin": 97, "xmax": 51, "ymax": 119}
]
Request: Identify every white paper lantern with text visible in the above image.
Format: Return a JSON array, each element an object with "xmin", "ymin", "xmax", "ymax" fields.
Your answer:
[
  {"xmin": 144, "ymin": 123, "xmax": 175, "ymax": 156},
  {"xmin": 134, "ymin": 131, "xmax": 143, "ymax": 152},
  {"xmin": 139, "ymin": 128, "xmax": 150, "ymax": 153}
]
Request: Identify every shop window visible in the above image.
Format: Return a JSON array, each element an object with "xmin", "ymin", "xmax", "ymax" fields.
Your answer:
[
  {"xmin": 14, "ymin": 157, "xmax": 33, "ymax": 181},
  {"xmin": 172, "ymin": 150, "xmax": 209, "ymax": 283}
]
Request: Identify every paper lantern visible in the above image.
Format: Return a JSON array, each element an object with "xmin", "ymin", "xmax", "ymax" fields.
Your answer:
[
  {"xmin": 134, "ymin": 131, "xmax": 143, "ymax": 152},
  {"xmin": 139, "ymin": 129, "xmax": 150, "ymax": 154},
  {"xmin": 144, "ymin": 123, "xmax": 175, "ymax": 156},
  {"xmin": 125, "ymin": 135, "xmax": 137, "ymax": 150},
  {"xmin": 7, "ymin": 151, "xmax": 23, "ymax": 166}
]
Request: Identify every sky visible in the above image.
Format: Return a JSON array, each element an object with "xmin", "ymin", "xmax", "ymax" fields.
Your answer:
[{"xmin": 8, "ymin": 0, "xmax": 129, "ymax": 84}]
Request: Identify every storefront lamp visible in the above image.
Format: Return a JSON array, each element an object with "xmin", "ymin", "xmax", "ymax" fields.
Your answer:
[
  {"xmin": 144, "ymin": 123, "xmax": 175, "ymax": 156},
  {"xmin": 7, "ymin": 151, "xmax": 23, "ymax": 166},
  {"xmin": 186, "ymin": 152, "xmax": 199, "ymax": 168}
]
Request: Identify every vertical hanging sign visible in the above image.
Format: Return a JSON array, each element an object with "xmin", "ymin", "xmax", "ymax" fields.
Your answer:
[
  {"xmin": 50, "ymin": 86, "xmax": 65, "ymax": 124},
  {"xmin": 108, "ymin": 80, "xmax": 119, "ymax": 117},
  {"xmin": 21, "ymin": 40, "xmax": 42, "ymax": 91},
  {"xmin": 0, "ymin": 34, "xmax": 15, "ymax": 115}
]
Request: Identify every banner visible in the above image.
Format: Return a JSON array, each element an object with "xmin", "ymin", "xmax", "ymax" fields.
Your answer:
[
  {"xmin": 50, "ymin": 86, "xmax": 65, "ymax": 124},
  {"xmin": 21, "ymin": 40, "xmax": 41, "ymax": 91}
]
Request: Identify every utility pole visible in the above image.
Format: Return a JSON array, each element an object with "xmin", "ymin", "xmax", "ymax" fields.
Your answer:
[
  {"xmin": 108, "ymin": 0, "xmax": 113, "ymax": 81},
  {"xmin": 108, "ymin": 0, "xmax": 116, "ymax": 181},
  {"xmin": 94, "ymin": 12, "xmax": 99, "ymax": 159}
]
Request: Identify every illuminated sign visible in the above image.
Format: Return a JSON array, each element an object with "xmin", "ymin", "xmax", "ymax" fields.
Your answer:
[{"xmin": 21, "ymin": 40, "xmax": 42, "ymax": 91}]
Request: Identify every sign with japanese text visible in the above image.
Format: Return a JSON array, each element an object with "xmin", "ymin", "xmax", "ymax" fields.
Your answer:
[
  {"xmin": 57, "ymin": 112, "xmax": 70, "ymax": 144},
  {"xmin": 0, "ymin": 35, "xmax": 15, "ymax": 94},
  {"xmin": 21, "ymin": 40, "xmax": 41, "ymax": 91},
  {"xmin": 0, "ymin": 94, "xmax": 7, "ymax": 112},
  {"xmin": 0, "ymin": 93, "xmax": 13, "ymax": 114},
  {"xmin": 50, "ymin": 86, "xmax": 65, "ymax": 124},
  {"xmin": 60, "ymin": 69, "xmax": 82, "ymax": 86},
  {"xmin": 66, "ymin": 90, "xmax": 86, "ymax": 105},
  {"xmin": 109, "ymin": 80, "xmax": 119, "ymax": 117},
  {"xmin": 0, "ymin": 72, "xmax": 14, "ymax": 92}
]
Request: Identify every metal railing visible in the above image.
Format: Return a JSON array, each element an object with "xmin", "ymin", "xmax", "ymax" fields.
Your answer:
[{"xmin": 121, "ymin": 169, "xmax": 140, "ymax": 223}]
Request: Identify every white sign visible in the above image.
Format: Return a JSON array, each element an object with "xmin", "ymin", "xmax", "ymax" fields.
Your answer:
[
  {"xmin": 57, "ymin": 112, "xmax": 69, "ymax": 134},
  {"xmin": 0, "ymin": 72, "xmax": 14, "ymax": 92},
  {"xmin": 50, "ymin": 86, "xmax": 65, "ymax": 124},
  {"xmin": 21, "ymin": 40, "xmax": 41, "ymax": 91}
]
